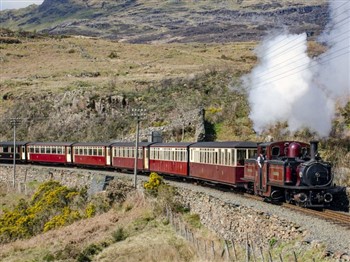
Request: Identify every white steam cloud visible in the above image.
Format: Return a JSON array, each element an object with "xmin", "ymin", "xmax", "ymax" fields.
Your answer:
[{"xmin": 243, "ymin": 0, "xmax": 350, "ymax": 137}]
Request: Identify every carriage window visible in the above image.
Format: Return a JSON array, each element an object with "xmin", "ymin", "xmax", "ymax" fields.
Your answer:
[
  {"xmin": 248, "ymin": 149, "xmax": 257, "ymax": 158},
  {"xmin": 46, "ymin": 147, "xmax": 51, "ymax": 154},
  {"xmin": 35, "ymin": 147, "xmax": 39, "ymax": 153},
  {"xmin": 57, "ymin": 147, "xmax": 62, "ymax": 154},
  {"xmin": 272, "ymin": 147, "xmax": 280, "ymax": 158},
  {"xmin": 98, "ymin": 148, "xmax": 103, "ymax": 156},
  {"xmin": 30, "ymin": 147, "xmax": 34, "ymax": 153},
  {"xmin": 40, "ymin": 147, "xmax": 45, "ymax": 153},
  {"xmin": 52, "ymin": 147, "xmax": 57, "ymax": 154},
  {"xmin": 88, "ymin": 149, "xmax": 93, "ymax": 155},
  {"xmin": 139, "ymin": 148, "xmax": 143, "ymax": 159},
  {"xmin": 236, "ymin": 149, "xmax": 246, "ymax": 166},
  {"xmin": 93, "ymin": 149, "xmax": 97, "ymax": 156}
]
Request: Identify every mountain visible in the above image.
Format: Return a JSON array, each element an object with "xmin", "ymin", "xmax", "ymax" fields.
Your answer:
[{"xmin": 0, "ymin": 0, "xmax": 328, "ymax": 43}]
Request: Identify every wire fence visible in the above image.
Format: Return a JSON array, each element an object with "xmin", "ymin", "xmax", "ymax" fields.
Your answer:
[{"xmin": 166, "ymin": 206, "xmax": 316, "ymax": 262}]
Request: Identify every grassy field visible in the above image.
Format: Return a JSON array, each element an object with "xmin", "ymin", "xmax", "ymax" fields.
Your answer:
[{"xmin": 0, "ymin": 34, "xmax": 257, "ymax": 95}]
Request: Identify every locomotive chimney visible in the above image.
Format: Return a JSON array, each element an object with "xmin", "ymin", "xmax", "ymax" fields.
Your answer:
[{"xmin": 310, "ymin": 141, "xmax": 318, "ymax": 161}]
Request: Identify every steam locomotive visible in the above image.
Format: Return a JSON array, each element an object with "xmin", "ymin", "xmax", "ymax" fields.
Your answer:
[{"xmin": 0, "ymin": 140, "xmax": 337, "ymax": 207}]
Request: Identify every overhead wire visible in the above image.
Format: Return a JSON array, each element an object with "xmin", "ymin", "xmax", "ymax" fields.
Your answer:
[
  {"xmin": 252, "ymin": 47, "xmax": 350, "ymax": 88},
  {"xmin": 253, "ymin": 34, "xmax": 350, "ymax": 80},
  {"xmin": 255, "ymin": 4, "xmax": 349, "ymax": 62}
]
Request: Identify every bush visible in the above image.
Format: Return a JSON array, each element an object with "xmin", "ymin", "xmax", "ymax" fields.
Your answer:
[
  {"xmin": 77, "ymin": 244, "xmax": 102, "ymax": 262},
  {"xmin": 144, "ymin": 172, "xmax": 163, "ymax": 195},
  {"xmin": 105, "ymin": 180, "xmax": 134, "ymax": 205},
  {"xmin": 112, "ymin": 227, "xmax": 127, "ymax": 242},
  {"xmin": 0, "ymin": 181, "xmax": 93, "ymax": 243}
]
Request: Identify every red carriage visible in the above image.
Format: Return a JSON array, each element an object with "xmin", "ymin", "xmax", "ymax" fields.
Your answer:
[
  {"xmin": 72, "ymin": 142, "xmax": 112, "ymax": 167},
  {"xmin": 0, "ymin": 141, "xmax": 28, "ymax": 163},
  {"xmin": 149, "ymin": 143, "xmax": 194, "ymax": 177},
  {"xmin": 111, "ymin": 142, "xmax": 154, "ymax": 172},
  {"xmin": 189, "ymin": 142, "xmax": 257, "ymax": 186},
  {"xmin": 27, "ymin": 142, "xmax": 74, "ymax": 164}
]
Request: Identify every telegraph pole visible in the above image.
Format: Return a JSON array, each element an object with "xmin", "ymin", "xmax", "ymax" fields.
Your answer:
[
  {"xmin": 10, "ymin": 118, "xmax": 21, "ymax": 188},
  {"xmin": 130, "ymin": 108, "xmax": 147, "ymax": 188}
]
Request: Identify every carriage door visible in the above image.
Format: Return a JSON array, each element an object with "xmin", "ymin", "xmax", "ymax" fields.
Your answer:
[
  {"xmin": 106, "ymin": 147, "xmax": 111, "ymax": 166},
  {"xmin": 67, "ymin": 147, "xmax": 72, "ymax": 163},
  {"xmin": 21, "ymin": 146, "xmax": 26, "ymax": 161},
  {"xmin": 144, "ymin": 147, "xmax": 149, "ymax": 170}
]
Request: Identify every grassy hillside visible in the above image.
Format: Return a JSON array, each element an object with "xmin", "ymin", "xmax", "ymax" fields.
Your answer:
[
  {"xmin": 0, "ymin": 0, "xmax": 328, "ymax": 43},
  {"xmin": 0, "ymin": 30, "xmax": 257, "ymax": 142},
  {"xmin": 0, "ymin": 179, "xmax": 338, "ymax": 261},
  {"xmin": 0, "ymin": 31, "xmax": 349, "ymax": 185}
]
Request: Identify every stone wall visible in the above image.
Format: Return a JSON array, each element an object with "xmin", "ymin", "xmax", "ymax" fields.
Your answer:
[
  {"xmin": 0, "ymin": 165, "xmax": 107, "ymax": 195},
  {"xmin": 175, "ymin": 188, "xmax": 303, "ymax": 247}
]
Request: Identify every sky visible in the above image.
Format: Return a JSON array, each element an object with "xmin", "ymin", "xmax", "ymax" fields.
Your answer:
[{"xmin": 0, "ymin": 0, "xmax": 43, "ymax": 11}]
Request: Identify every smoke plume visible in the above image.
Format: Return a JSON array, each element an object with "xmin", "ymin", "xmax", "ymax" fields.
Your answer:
[{"xmin": 243, "ymin": 0, "xmax": 350, "ymax": 137}]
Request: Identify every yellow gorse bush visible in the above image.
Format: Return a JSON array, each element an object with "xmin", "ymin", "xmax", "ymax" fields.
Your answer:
[
  {"xmin": 144, "ymin": 172, "xmax": 163, "ymax": 192},
  {"xmin": 0, "ymin": 181, "xmax": 91, "ymax": 243}
]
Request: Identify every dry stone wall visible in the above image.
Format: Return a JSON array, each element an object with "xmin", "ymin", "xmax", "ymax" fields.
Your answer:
[
  {"xmin": 175, "ymin": 188, "xmax": 304, "ymax": 248},
  {"xmin": 0, "ymin": 165, "xmax": 107, "ymax": 195}
]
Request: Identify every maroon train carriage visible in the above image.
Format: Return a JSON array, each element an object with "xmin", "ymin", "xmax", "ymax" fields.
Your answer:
[
  {"xmin": 72, "ymin": 142, "xmax": 112, "ymax": 167},
  {"xmin": 149, "ymin": 143, "xmax": 194, "ymax": 177},
  {"xmin": 27, "ymin": 142, "xmax": 74, "ymax": 164},
  {"xmin": 189, "ymin": 141, "xmax": 258, "ymax": 186},
  {"xmin": 111, "ymin": 142, "xmax": 155, "ymax": 172},
  {"xmin": 0, "ymin": 141, "xmax": 29, "ymax": 163}
]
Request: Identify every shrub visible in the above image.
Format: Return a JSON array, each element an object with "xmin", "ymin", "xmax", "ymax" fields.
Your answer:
[
  {"xmin": 105, "ymin": 180, "xmax": 134, "ymax": 205},
  {"xmin": 108, "ymin": 51, "xmax": 119, "ymax": 58},
  {"xmin": 0, "ymin": 181, "xmax": 92, "ymax": 243},
  {"xmin": 77, "ymin": 244, "xmax": 102, "ymax": 262},
  {"xmin": 85, "ymin": 203, "xmax": 96, "ymax": 218},
  {"xmin": 144, "ymin": 172, "xmax": 163, "ymax": 195},
  {"xmin": 112, "ymin": 227, "xmax": 127, "ymax": 242}
]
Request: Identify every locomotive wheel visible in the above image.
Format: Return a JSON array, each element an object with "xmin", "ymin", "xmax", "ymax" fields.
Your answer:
[{"xmin": 285, "ymin": 190, "xmax": 293, "ymax": 204}]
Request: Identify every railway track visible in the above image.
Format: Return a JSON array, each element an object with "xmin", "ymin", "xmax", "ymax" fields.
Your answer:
[
  {"xmin": 242, "ymin": 193, "xmax": 350, "ymax": 229},
  {"xmin": 283, "ymin": 204, "xmax": 350, "ymax": 229}
]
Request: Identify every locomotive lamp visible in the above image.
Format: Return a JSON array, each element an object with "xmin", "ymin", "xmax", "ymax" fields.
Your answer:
[{"xmin": 130, "ymin": 108, "xmax": 147, "ymax": 188}]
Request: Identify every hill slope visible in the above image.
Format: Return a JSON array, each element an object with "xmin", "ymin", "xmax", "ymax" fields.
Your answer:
[{"xmin": 0, "ymin": 0, "xmax": 328, "ymax": 43}]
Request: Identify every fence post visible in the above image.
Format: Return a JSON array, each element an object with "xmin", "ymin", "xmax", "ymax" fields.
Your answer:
[
  {"xmin": 204, "ymin": 239, "xmax": 208, "ymax": 260},
  {"xmin": 231, "ymin": 239, "xmax": 237, "ymax": 260},
  {"xmin": 250, "ymin": 241, "xmax": 256, "ymax": 262},
  {"xmin": 224, "ymin": 240, "xmax": 231, "ymax": 261},
  {"xmin": 268, "ymin": 251, "xmax": 273, "ymax": 262},
  {"xmin": 246, "ymin": 234, "xmax": 250, "ymax": 262},
  {"xmin": 293, "ymin": 251, "xmax": 297, "ymax": 262},
  {"xmin": 211, "ymin": 241, "xmax": 215, "ymax": 259},
  {"xmin": 279, "ymin": 253, "xmax": 284, "ymax": 262},
  {"xmin": 259, "ymin": 247, "xmax": 265, "ymax": 262}
]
